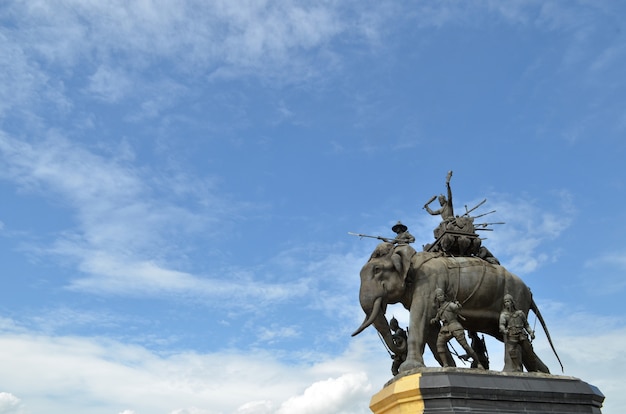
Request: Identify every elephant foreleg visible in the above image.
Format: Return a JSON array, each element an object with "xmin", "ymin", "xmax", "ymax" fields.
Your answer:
[
  {"xmin": 398, "ymin": 299, "xmax": 432, "ymax": 372},
  {"xmin": 398, "ymin": 326, "xmax": 427, "ymax": 372},
  {"xmin": 399, "ymin": 344, "xmax": 425, "ymax": 372}
]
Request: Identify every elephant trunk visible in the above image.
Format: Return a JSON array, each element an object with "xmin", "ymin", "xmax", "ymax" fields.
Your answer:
[{"xmin": 352, "ymin": 296, "xmax": 384, "ymax": 337}]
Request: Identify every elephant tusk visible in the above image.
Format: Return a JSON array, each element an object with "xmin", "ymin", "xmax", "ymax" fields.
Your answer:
[{"xmin": 351, "ymin": 296, "xmax": 383, "ymax": 337}]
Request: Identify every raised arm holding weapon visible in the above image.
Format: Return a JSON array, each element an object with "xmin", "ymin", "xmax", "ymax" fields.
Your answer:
[{"xmin": 423, "ymin": 170, "xmax": 454, "ymax": 221}]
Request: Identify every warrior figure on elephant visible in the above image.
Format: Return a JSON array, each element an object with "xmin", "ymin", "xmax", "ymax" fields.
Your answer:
[
  {"xmin": 424, "ymin": 170, "xmax": 455, "ymax": 222},
  {"xmin": 423, "ymin": 171, "xmax": 490, "ymax": 258}
]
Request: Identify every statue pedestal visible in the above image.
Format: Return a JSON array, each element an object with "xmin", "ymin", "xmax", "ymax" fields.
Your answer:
[{"xmin": 370, "ymin": 368, "xmax": 604, "ymax": 414}]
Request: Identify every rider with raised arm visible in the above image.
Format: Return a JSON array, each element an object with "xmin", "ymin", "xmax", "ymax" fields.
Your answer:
[{"xmin": 424, "ymin": 170, "xmax": 454, "ymax": 221}]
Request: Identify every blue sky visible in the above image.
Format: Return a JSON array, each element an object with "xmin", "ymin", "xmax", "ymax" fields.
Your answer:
[{"xmin": 0, "ymin": 1, "xmax": 625, "ymax": 413}]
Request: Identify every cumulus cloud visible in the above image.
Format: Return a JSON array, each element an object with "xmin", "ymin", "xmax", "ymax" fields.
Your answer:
[
  {"xmin": 0, "ymin": 293, "xmax": 623, "ymax": 414},
  {"xmin": 276, "ymin": 372, "xmax": 371, "ymax": 414},
  {"xmin": 0, "ymin": 393, "xmax": 23, "ymax": 414},
  {"xmin": 0, "ymin": 325, "xmax": 384, "ymax": 414}
]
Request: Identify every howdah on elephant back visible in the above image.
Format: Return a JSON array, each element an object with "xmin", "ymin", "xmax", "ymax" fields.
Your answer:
[{"xmin": 352, "ymin": 242, "xmax": 561, "ymax": 374}]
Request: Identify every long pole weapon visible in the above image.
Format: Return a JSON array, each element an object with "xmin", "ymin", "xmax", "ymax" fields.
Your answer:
[
  {"xmin": 463, "ymin": 199, "xmax": 487, "ymax": 216},
  {"xmin": 447, "ymin": 342, "xmax": 466, "ymax": 366},
  {"xmin": 348, "ymin": 232, "xmax": 399, "ymax": 243},
  {"xmin": 377, "ymin": 332, "xmax": 393, "ymax": 357},
  {"xmin": 483, "ymin": 334, "xmax": 489, "ymax": 360}
]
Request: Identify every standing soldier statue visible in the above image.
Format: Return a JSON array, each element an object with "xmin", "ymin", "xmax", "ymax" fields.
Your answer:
[
  {"xmin": 389, "ymin": 317, "xmax": 408, "ymax": 376},
  {"xmin": 499, "ymin": 294, "xmax": 540, "ymax": 372},
  {"xmin": 431, "ymin": 288, "xmax": 485, "ymax": 369}
]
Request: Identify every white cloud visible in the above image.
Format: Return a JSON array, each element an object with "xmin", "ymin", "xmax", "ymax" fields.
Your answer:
[
  {"xmin": 256, "ymin": 324, "xmax": 300, "ymax": 344},
  {"xmin": 0, "ymin": 325, "xmax": 383, "ymax": 414},
  {"xmin": 0, "ymin": 1, "xmax": 383, "ymax": 132},
  {"xmin": 585, "ymin": 251, "xmax": 626, "ymax": 270},
  {"xmin": 581, "ymin": 250, "xmax": 626, "ymax": 293},
  {"xmin": 88, "ymin": 65, "xmax": 134, "ymax": 103},
  {"xmin": 0, "ymin": 393, "xmax": 23, "ymax": 414},
  {"xmin": 170, "ymin": 409, "xmax": 213, "ymax": 414},
  {"xmin": 5, "ymin": 300, "xmax": 615, "ymax": 410},
  {"xmin": 0, "ymin": 33, "xmax": 57, "ymax": 119},
  {"xmin": 235, "ymin": 400, "xmax": 274, "ymax": 414},
  {"xmin": 484, "ymin": 192, "xmax": 575, "ymax": 274},
  {"xmin": 276, "ymin": 372, "xmax": 371, "ymax": 414},
  {"xmin": 0, "ymin": 132, "xmax": 303, "ymax": 304},
  {"xmin": 0, "ymin": 315, "xmax": 621, "ymax": 414},
  {"xmin": 4, "ymin": 1, "xmax": 351, "ymax": 85}
]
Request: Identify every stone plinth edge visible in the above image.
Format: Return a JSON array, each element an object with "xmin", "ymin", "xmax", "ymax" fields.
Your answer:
[{"xmin": 370, "ymin": 368, "xmax": 604, "ymax": 414}]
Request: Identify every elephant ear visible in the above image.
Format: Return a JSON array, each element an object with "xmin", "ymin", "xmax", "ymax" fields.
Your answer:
[
  {"xmin": 391, "ymin": 245, "xmax": 417, "ymax": 284},
  {"xmin": 394, "ymin": 250, "xmax": 443, "ymax": 286}
]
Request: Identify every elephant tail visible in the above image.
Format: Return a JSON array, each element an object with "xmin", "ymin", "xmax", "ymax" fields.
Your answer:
[{"xmin": 531, "ymin": 298, "xmax": 564, "ymax": 373}]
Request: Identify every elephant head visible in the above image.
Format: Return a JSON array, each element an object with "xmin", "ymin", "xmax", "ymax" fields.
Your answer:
[{"xmin": 351, "ymin": 243, "xmax": 414, "ymax": 354}]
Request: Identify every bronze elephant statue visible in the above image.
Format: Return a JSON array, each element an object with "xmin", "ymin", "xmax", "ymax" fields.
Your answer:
[{"xmin": 352, "ymin": 242, "xmax": 561, "ymax": 374}]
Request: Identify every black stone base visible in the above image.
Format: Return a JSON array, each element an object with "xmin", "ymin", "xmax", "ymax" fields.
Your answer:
[{"xmin": 380, "ymin": 368, "xmax": 604, "ymax": 413}]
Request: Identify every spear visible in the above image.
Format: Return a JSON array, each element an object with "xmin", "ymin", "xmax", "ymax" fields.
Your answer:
[
  {"xmin": 472, "ymin": 210, "xmax": 497, "ymax": 219},
  {"xmin": 348, "ymin": 232, "xmax": 398, "ymax": 243},
  {"xmin": 463, "ymin": 199, "xmax": 487, "ymax": 216},
  {"xmin": 474, "ymin": 222, "xmax": 506, "ymax": 227}
]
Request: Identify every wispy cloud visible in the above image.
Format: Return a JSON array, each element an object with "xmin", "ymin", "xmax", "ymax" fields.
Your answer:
[
  {"xmin": 256, "ymin": 324, "xmax": 300, "ymax": 344},
  {"xmin": 0, "ymin": 1, "xmax": 375, "ymax": 136},
  {"xmin": 485, "ymin": 191, "xmax": 575, "ymax": 274},
  {"xmin": 0, "ymin": 132, "xmax": 304, "ymax": 303},
  {"xmin": 3, "ymin": 1, "xmax": 352, "ymax": 87},
  {"xmin": 581, "ymin": 251, "xmax": 626, "ymax": 293}
]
